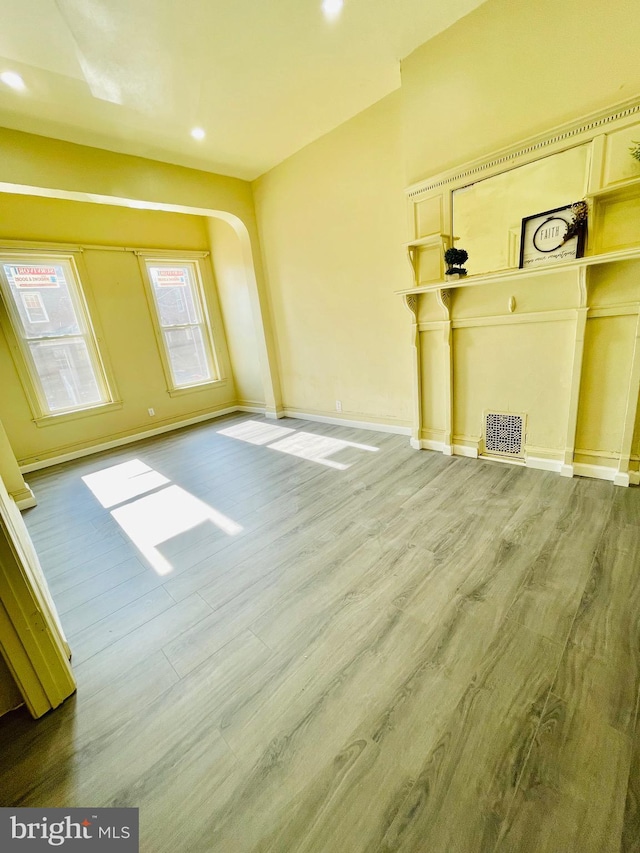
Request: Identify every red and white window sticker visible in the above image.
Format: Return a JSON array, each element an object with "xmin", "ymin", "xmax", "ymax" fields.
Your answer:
[
  {"xmin": 151, "ymin": 268, "xmax": 188, "ymax": 287},
  {"xmin": 7, "ymin": 265, "xmax": 60, "ymax": 288}
]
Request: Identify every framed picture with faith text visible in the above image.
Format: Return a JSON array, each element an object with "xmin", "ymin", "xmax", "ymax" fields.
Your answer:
[{"xmin": 519, "ymin": 203, "xmax": 586, "ymax": 269}]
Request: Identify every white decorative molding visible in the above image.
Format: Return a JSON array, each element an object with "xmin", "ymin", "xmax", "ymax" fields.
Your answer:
[
  {"xmin": 577, "ymin": 267, "xmax": 588, "ymax": 309},
  {"xmin": 574, "ymin": 448, "xmax": 619, "ymax": 460},
  {"xmin": 418, "ymin": 321, "xmax": 448, "ymax": 332},
  {"xmin": 436, "ymin": 288, "xmax": 451, "ymax": 320},
  {"xmin": 405, "ymin": 95, "xmax": 640, "ymax": 199},
  {"xmin": 395, "ymin": 247, "xmax": 640, "ymax": 298},
  {"xmin": 403, "ymin": 293, "xmax": 419, "ymax": 317},
  {"xmin": 451, "ymin": 309, "xmax": 577, "ymax": 330},
  {"xmin": 589, "ymin": 303, "xmax": 640, "ymax": 318},
  {"xmin": 563, "ymin": 307, "xmax": 589, "ymax": 470}
]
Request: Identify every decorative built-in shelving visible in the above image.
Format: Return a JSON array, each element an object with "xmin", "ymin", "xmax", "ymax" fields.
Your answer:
[
  {"xmin": 398, "ymin": 96, "xmax": 640, "ymax": 488},
  {"xmin": 395, "ymin": 245, "xmax": 640, "ymax": 297}
]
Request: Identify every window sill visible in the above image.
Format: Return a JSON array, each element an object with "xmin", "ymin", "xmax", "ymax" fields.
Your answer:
[
  {"xmin": 167, "ymin": 379, "xmax": 228, "ymax": 398},
  {"xmin": 33, "ymin": 401, "xmax": 123, "ymax": 428}
]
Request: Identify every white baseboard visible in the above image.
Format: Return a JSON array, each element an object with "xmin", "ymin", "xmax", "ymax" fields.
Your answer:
[
  {"xmin": 282, "ymin": 410, "xmax": 412, "ymax": 436},
  {"xmin": 526, "ymin": 456, "xmax": 563, "ymax": 473},
  {"xmin": 235, "ymin": 405, "xmax": 265, "ymax": 414},
  {"xmin": 411, "ymin": 438, "xmax": 447, "ymax": 452},
  {"xmin": 422, "ymin": 439, "xmax": 445, "ymax": 452},
  {"xmin": 17, "ymin": 405, "xmax": 411, "ymax": 474},
  {"xmin": 452, "ymin": 444, "xmax": 478, "ymax": 459},
  {"xmin": 19, "ymin": 405, "xmax": 242, "ymax": 473},
  {"xmin": 573, "ymin": 462, "xmax": 619, "ymax": 483},
  {"xmin": 13, "ymin": 485, "xmax": 37, "ymax": 509},
  {"xmin": 630, "ymin": 471, "xmax": 640, "ymax": 486}
]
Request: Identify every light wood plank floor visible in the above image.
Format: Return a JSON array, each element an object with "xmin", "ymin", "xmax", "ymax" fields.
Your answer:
[{"xmin": 1, "ymin": 414, "xmax": 639, "ymax": 852}]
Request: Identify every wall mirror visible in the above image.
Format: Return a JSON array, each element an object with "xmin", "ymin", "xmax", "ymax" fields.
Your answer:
[{"xmin": 452, "ymin": 144, "xmax": 591, "ymax": 275}]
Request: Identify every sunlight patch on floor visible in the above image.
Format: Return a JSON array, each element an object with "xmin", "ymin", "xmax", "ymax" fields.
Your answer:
[
  {"xmin": 217, "ymin": 421, "xmax": 295, "ymax": 445},
  {"xmin": 217, "ymin": 421, "xmax": 380, "ymax": 469},
  {"xmin": 82, "ymin": 459, "xmax": 170, "ymax": 508},
  {"xmin": 110, "ymin": 485, "xmax": 243, "ymax": 576},
  {"xmin": 82, "ymin": 459, "xmax": 243, "ymax": 575},
  {"xmin": 268, "ymin": 431, "xmax": 379, "ymax": 470}
]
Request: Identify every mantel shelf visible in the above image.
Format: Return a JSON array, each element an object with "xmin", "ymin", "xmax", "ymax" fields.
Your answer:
[
  {"xmin": 403, "ymin": 235, "xmax": 448, "ymax": 248},
  {"xmin": 395, "ymin": 246, "xmax": 640, "ymax": 296},
  {"xmin": 585, "ymin": 176, "xmax": 640, "ymax": 199}
]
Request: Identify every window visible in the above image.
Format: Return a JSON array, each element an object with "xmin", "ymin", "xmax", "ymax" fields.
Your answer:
[
  {"xmin": 142, "ymin": 259, "xmax": 218, "ymax": 390},
  {"xmin": 0, "ymin": 255, "xmax": 112, "ymax": 416}
]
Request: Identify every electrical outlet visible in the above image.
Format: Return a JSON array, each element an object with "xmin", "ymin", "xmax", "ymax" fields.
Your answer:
[
  {"xmin": 148, "ymin": 408, "xmax": 155, "ymax": 416},
  {"xmin": 335, "ymin": 400, "xmax": 342, "ymax": 413}
]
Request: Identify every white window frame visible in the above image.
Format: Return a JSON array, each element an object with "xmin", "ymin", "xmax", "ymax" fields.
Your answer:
[
  {"xmin": 0, "ymin": 252, "xmax": 115, "ymax": 421},
  {"xmin": 139, "ymin": 255, "xmax": 221, "ymax": 395}
]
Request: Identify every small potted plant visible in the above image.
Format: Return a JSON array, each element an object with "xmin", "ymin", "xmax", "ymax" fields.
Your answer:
[
  {"xmin": 629, "ymin": 141, "xmax": 640, "ymax": 163},
  {"xmin": 444, "ymin": 247, "xmax": 468, "ymax": 279}
]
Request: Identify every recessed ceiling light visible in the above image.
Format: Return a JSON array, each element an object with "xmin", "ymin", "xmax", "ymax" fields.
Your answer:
[
  {"xmin": 191, "ymin": 127, "xmax": 205, "ymax": 141},
  {"xmin": 0, "ymin": 71, "xmax": 26, "ymax": 91},
  {"xmin": 322, "ymin": 0, "xmax": 343, "ymax": 20}
]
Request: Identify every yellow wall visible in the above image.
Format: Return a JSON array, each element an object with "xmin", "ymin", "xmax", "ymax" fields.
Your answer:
[
  {"xmin": 402, "ymin": 0, "xmax": 640, "ymax": 185},
  {"xmin": 253, "ymin": 92, "xmax": 413, "ymax": 427},
  {"xmin": 207, "ymin": 218, "xmax": 264, "ymax": 407},
  {"xmin": 0, "ymin": 126, "xmax": 256, "ymax": 221},
  {"xmin": 0, "ymin": 193, "xmax": 236, "ymax": 465}
]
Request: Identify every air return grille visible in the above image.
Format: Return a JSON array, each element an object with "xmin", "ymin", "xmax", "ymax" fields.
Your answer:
[{"xmin": 484, "ymin": 412, "xmax": 524, "ymax": 457}]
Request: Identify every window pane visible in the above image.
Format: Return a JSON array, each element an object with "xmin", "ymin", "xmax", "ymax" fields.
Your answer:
[
  {"xmin": 3, "ymin": 262, "xmax": 82, "ymax": 338},
  {"xmin": 29, "ymin": 338, "xmax": 104, "ymax": 411},
  {"xmin": 0, "ymin": 256, "xmax": 110, "ymax": 416},
  {"xmin": 148, "ymin": 266, "xmax": 200, "ymax": 326},
  {"xmin": 163, "ymin": 327, "xmax": 211, "ymax": 386},
  {"xmin": 21, "ymin": 292, "xmax": 49, "ymax": 323}
]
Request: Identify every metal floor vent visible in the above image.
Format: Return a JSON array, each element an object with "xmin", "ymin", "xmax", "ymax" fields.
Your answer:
[{"xmin": 484, "ymin": 412, "xmax": 524, "ymax": 457}]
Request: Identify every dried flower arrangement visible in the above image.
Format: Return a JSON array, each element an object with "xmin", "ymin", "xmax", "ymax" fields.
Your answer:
[{"xmin": 563, "ymin": 200, "xmax": 589, "ymax": 243}]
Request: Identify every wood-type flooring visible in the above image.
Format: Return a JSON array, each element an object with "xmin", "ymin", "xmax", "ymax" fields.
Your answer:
[{"xmin": 0, "ymin": 414, "xmax": 639, "ymax": 852}]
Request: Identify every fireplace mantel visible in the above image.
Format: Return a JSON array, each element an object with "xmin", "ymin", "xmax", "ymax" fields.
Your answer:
[{"xmin": 399, "ymin": 98, "xmax": 640, "ymax": 487}]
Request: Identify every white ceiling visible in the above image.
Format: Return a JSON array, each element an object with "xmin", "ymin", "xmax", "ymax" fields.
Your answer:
[{"xmin": 0, "ymin": 0, "xmax": 486, "ymax": 180}]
